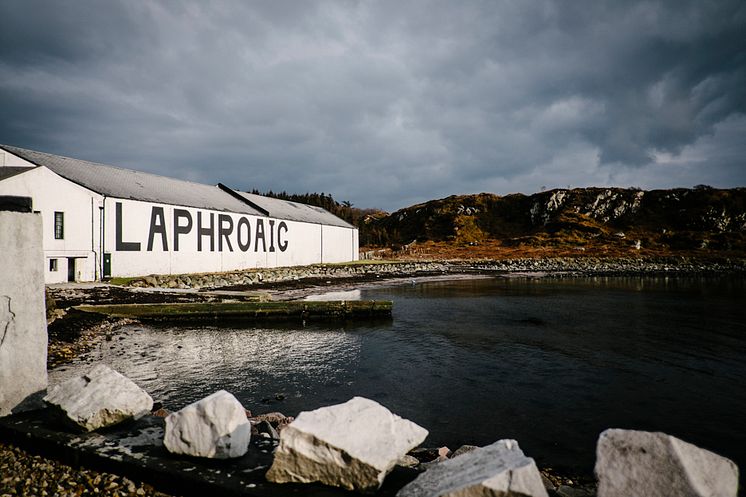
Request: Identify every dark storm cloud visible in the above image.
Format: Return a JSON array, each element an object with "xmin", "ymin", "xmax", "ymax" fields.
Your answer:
[{"xmin": 1, "ymin": 0, "xmax": 744, "ymax": 210}]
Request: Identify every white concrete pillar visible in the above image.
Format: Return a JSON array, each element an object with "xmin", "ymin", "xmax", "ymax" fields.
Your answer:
[{"xmin": 0, "ymin": 196, "xmax": 48, "ymax": 416}]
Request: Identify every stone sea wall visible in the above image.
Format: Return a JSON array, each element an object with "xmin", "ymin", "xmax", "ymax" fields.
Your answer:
[
  {"xmin": 127, "ymin": 261, "xmax": 452, "ymax": 289},
  {"xmin": 125, "ymin": 257, "xmax": 746, "ymax": 290}
]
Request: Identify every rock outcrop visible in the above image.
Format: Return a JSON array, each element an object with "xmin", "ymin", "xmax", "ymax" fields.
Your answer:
[
  {"xmin": 365, "ymin": 187, "xmax": 746, "ymax": 252},
  {"xmin": 595, "ymin": 429, "xmax": 739, "ymax": 497},
  {"xmin": 163, "ymin": 390, "xmax": 250, "ymax": 459},
  {"xmin": 266, "ymin": 396, "xmax": 428, "ymax": 492},
  {"xmin": 44, "ymin": 364, "xmax": 153, "ymax": 431},
  {"xmin": 397, "ymin": 439, "xmax": 548, "ymax": 497}
]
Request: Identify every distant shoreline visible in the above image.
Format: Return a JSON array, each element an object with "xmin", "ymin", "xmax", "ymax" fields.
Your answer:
[{"xmin": 116, "ymin": 255, "xmax": 746, "ymax": 294}]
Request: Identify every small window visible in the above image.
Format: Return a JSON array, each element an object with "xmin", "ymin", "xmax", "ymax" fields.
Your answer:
[
  {"xmin": 49, "ymin": 259, "xmax": 58, "ymax": 271},
  {"xmin": 54, "ymin": 212, "xmax": 64, "ymax": 239}
]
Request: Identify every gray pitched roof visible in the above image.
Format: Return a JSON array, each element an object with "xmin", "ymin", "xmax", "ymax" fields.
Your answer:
[
  {"xmin": 230, "ymin": 190, "xmax": 355, "ymax": 228},
  {"xmin": 0, "ymin": 144, "xmax": 262, "ymax": 215},
  {"xmin": 0, "ymin": 166, "xmax": 34, "ymax": 181},
  {"xmin": 0, "ymin": 145, "xmax": 356, "ymax": 229}
]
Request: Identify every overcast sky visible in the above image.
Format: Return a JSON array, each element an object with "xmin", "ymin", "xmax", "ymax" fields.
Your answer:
[{"xmin": 1, "ymin": 1, "xmax": 744, "ymax": 211}]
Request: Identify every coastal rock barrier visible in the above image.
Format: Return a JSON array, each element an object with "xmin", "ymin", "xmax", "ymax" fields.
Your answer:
[
  {"xmin": 127, "ymin": 261, "xmax": 451, "ymax": 290},
  {"xmin": 125, "ymin": 257, "xmax": 746, "ymax": 290},
  {"xmin": 22, "ymin": 363, "xmax": 741, "ymax": 497}
]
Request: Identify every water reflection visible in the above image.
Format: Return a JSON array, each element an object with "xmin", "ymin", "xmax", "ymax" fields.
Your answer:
[
  {"xmin": 305, "ymin": 289, "xmax": 362, "ymax": 301},
  {"xmin": 50, "ymin": 325, "xmax": 363, "ymax": 410}
]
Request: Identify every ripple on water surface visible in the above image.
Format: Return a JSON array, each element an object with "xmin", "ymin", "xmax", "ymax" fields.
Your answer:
[
  {"xmin": 49, "ymin": 275, "xmax": 746, "ymax": 479},
  {"xmin": 50, "ymin": 324, "xmax": 363, "ymax": 412}
]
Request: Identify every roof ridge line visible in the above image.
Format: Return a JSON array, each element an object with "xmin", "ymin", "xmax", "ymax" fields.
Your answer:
[{"xmin": 0, "ymin": 144, "xmax": 225, "ymax": 191}]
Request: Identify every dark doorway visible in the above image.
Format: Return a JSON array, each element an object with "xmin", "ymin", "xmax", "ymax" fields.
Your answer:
[
  {"xmin": 67, "ymin": 258, "xmax": 76, "ymax": 282},
  {"xmin": 103, "ymin": 253, "xmax": 111, "ymax": 278}
]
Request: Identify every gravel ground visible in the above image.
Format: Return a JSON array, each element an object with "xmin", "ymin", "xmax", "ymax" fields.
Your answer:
[
  {"xmin": 0, "ymin": 442, "xmax": 178, "ymax": 497},
  {"xmin": 0, "ymin": 439, "xmax": 595, "ymax": 496}
]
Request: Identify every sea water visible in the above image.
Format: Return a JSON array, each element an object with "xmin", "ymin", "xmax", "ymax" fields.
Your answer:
[{"xmin": 50, "ymin": 275, "xmax": 746, "ymax": 475}]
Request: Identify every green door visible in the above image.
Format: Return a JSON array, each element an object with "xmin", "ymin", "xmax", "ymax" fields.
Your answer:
[{"xmin": 103, "ymin": 253, "xmax": 111, "ymax": 278}]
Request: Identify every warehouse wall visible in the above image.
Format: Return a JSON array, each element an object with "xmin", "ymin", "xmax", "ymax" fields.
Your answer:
[
  {"xmin": 322, "ymin": 224, "xmax": 359, "ymax": 263},
  {"xmin": 104, "ymin": 197, "xmax": 357, "ymax": 277},
  {"xmin": 0, "ymin": 149, "xmax": 35, "ymax": 167},
  {"xmin": 0, "ymin": 167, "xmax": 100, "ymax": 282}
]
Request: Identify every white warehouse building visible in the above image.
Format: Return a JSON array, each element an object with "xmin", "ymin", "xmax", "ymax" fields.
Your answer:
[{"xmin": 0, "ymin": 144, "xmax": 358, "ymax": 283}]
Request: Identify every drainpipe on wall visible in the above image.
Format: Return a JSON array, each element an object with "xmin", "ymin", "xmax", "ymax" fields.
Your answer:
[
  {"xmin": 91, "ymin": 197, "xmax": 97, "ymax": 280},
  {"xmin": 99, "ymin": 198, "xmax": 106, "ymax": 280}
]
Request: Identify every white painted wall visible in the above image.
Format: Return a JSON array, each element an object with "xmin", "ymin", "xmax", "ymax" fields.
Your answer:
[
  {"xmin": 321, "ymin": 224, "xmax": 359, "ymax": 263},
  {"xmin": 104, "ymin": 197, "xmax": 358, "ymax": 278},
  {"xmin": 0, "ymin": 167, "xmax": 101, "ymax": 283},
  {"xmin": 0, "ymin": 149, "xmax": 35, "ymax": 167}
]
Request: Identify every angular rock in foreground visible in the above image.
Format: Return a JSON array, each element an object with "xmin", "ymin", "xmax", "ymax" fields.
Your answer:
[
  {"xmin": 397, "ymin": 439, "xmax": 548, "ymax": 497},
  {"xmin": 266, "ymin": 396, "xmax": 428, "ymax": 492},
  {"xmin": 163, "ymin": 390, "xmax": 250, "ymax": 459},
  {"xmin": 595, "ymin": 429, "xmax": 739, "ymax": 497},
  {"xmin": 44, "ymin": 364, "xmax": 153, "ymax": 431}
]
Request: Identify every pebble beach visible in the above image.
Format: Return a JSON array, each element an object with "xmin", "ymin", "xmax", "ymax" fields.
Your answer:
[{"xmin": 0, "ymin": 442, "xmax": 176, "ymax": 497}]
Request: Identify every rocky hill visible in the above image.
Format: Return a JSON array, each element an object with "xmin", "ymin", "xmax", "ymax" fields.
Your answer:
[{"xmin": 363, "ymin": 187, "xmax": 746, "ymax": 255}]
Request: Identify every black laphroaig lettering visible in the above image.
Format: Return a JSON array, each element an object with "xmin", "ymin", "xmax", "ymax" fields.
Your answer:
[
  {"xmin": 268, "ymin": 220, "xmax": 276, "ymax": 252},
  {"xmin": 147, "ymin": 206, "xmax": 168, "ymax": 251},
  {"xmin": 277, "ymin": 221, "xmax": 288, "ymax": 252},
  {"xmin": 173, "ymin": 209, "xmax": 193, "ymax": 251},
  {"xmin": 255, "ymin": 219, "xmax": 266, "ymax": 252},
  {"xmin": 115, "ymin": 202, "xmax": 141, "ymax": 251},
  {"xmin": 197, "ymin": 212, "xmax": 215, "ymax": 251},
  {"xmin": 218, "ymin": 214, "xmax": 234, "ymax": 252},
  {"xmin": 237, "ymin": 217, "xmax": 251, "ymax": 252}
]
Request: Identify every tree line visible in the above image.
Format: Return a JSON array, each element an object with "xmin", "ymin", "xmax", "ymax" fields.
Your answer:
[{"xmin": 249, "ymin": 190, "xmax": 390, "ymax": 246}]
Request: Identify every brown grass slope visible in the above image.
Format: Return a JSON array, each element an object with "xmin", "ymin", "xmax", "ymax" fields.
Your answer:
[{"xmin": 363, "ymin": 187, "xmax": 746, "ymax": 256}]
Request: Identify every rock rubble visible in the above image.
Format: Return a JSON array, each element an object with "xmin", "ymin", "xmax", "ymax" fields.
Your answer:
[{"xmin": 3, "ymin": 384, "xmax": 743, "ymax": 497}]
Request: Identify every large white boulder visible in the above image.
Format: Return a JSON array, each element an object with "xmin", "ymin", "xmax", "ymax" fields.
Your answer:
[
  {"xmin": 44, "ymin": 364, "xmax": 153, "ymax": 431},
  {"xmin": 163, "ymin": 390, "xmax": 250, "ymax": 459},
  {"xmin": 266, "ymin": 396, "xmax": 428, "ymax": 492},
  {"xmin": 595, "ymin": 429, "xmax": 739, "ymax": 497},
  {"xmin": 397, "ymin": 439, "xmax": 549, "ymax": 497}
]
